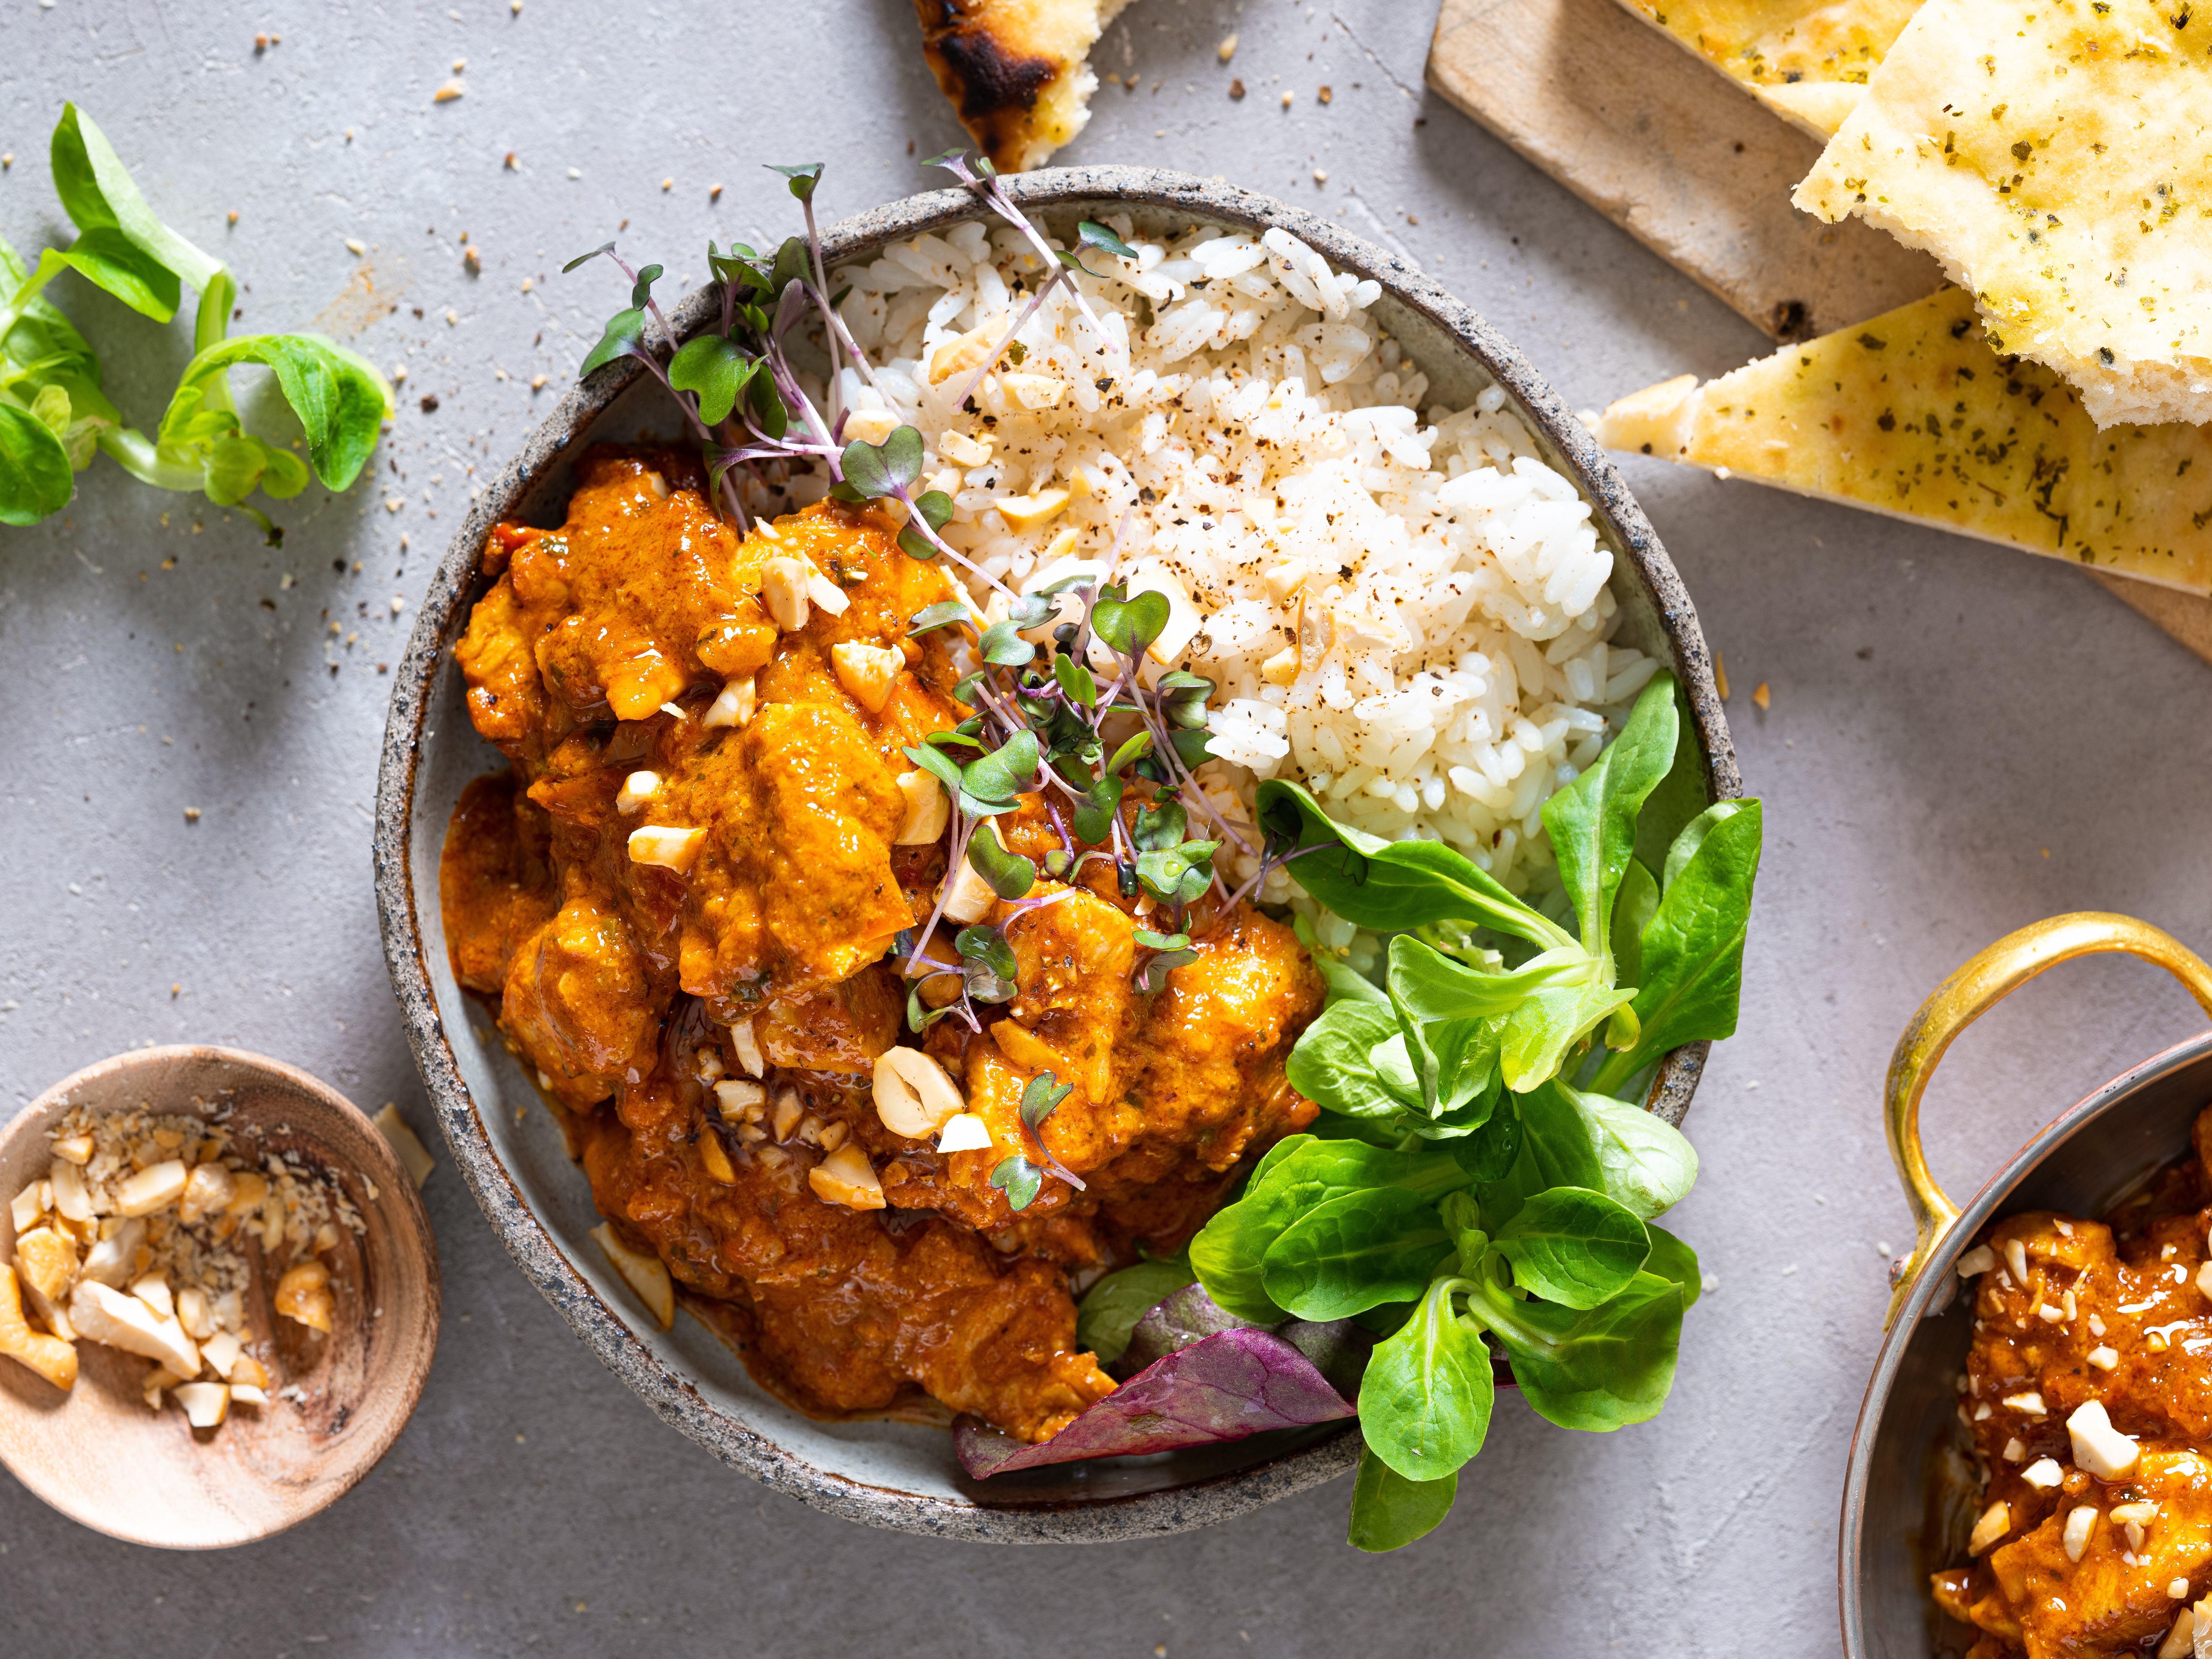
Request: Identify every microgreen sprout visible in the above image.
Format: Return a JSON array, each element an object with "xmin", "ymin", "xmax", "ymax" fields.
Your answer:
[{"xmin": 990, "ymin": 1070, "xmax": 1082, "ymax": 1211}]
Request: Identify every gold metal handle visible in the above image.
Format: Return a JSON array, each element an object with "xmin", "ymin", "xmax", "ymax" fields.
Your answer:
[{"xmin": 1884, "ymin": 911, "xmax": 2212, "ymax": 1329}]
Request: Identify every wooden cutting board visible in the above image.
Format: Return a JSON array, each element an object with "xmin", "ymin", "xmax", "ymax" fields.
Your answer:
[{"xmin": 1425, "ymin": 0, "xmax": 2212, "ymax": 667}]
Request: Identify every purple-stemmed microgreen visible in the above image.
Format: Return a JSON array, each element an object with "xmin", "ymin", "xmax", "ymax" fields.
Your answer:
[
  {"xmin": 946, "ymin": 217, "xmax": 1140, "ymax": 414},
  {"xmin": 923, "ymin": 149, "xmax": 1126, "ymax": 364},
  {"xmin": 991, "ymin": 1071, "xmax": 1084, "ymax": 1211}
]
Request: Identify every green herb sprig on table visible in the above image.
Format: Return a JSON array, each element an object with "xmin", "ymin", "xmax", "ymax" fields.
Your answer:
[
  {"xmin": 0, "ymin": 105, "xmax": 391, "ymax": 544},
  {"xmin": 1083, "ymin": 672, "xmax": 1763, "ymax": 1551}
]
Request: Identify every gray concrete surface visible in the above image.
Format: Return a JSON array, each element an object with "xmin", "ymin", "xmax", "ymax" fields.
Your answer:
[{"xmin": 4, "ymin": 2, "xmax": 2210, "ymax": 1653}]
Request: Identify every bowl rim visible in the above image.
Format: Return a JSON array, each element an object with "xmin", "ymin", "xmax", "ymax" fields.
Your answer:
[
  {"xmin": 372, "ymin": 163, "xmax": 1740, "ymax": 1543},
  {"xmin": 0, "ymin": 1043, "xmax": 441, "ymax": 1547},
  {"xmin": 1835, "ymin": 1027, "xmax": 2212, "ymax": 1653}
]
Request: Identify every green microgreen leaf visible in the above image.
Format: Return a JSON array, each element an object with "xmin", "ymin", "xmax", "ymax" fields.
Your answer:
[
  {"xmin": 1131, "ymin": 797, "xmax": 1187, "ymax": 852},
  {"xmin": 901, "ymin": 741, "xmax": 967, "ymax": 797},
  {"xmin": 1092, "ymin": 586, "xmax": 1170, "ymax": 658},
  {"xmin": 50, "ymin": 105, "xmax": 221, "ymax": 295},
  {"xmin": 1134, "ymin": 839, "xmax": 1218, "ymax": 906},
  {"xmin": 1019, "ymin": 1072, "xmax": 1071, "ymax": 1131},
  {"xmin": 967, "ymin": 822, "xmax": 1038, "ymax": 900},
  {"xmin": 667, "ymin": 334, "xmax": 756, "ymax": 425},
  {"xmin": 990, "ymin": 1154, "xmax": 1044, "ymax": 1211},
  {"xmin": 907, "ymin": 598, "xmax": 969, "ymax": 636},
  {"xmin": 1106, "ymin": 731, "xmax": 1154, "ymax": 777},
  {"xmin": 840, "ymin": 424, "xmax": 923, "ymax": 498},
  {"xmin": 579, "ymin": 307, "xmax": 647, "ymax": 378},
  {"xmin": 959, "ymin": 729, "xmax": 1039, "ymax": 811},
  {"xmin": 955, "ymin": 924, "xmax": 1019, "ymax": 1001},
  {"xmin": 630, "ymin": 263, "xmax": 664, "ymax": 309},
  {"xmin": 768, "ymin": 162, "xmax": 824, "ymax": 201},
  {"xmin": 976, "ymin": 618, "xmax": 1036, "ymax": 668},
  {"xmin": 1072, "ymin": 772, "xmax": 1124, "ymax": 844},
  {"xmin": 562, "ymin": 241, "xmax": 618, "ymax": 273}
]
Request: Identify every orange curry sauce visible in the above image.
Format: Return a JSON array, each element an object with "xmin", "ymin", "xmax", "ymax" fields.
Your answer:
[
  {"xmin": 439, "ymin": 448, "xmax": 1323, "ymax": 1441},
  {"xmin": 1933, "ymin": 1108, "xmax": 2212, "ymax": 1658}
]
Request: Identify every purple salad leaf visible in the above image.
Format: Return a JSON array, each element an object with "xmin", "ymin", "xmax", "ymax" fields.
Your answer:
[
  {"xmin": 956, "ymin": 1327, "xmax": 1355, "ymax": 1479},
  {"xmin": 1115, "ymin": 1281, "xmax": 1260, "ymax": 1378}
]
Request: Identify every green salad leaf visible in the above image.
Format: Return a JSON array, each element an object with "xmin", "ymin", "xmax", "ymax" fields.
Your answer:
[{"xmin": 0, "ymin": 105, "xmax": 389, "ymax": 540}]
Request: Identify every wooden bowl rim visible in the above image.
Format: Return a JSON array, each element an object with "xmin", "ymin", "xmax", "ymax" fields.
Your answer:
[
  {"xmin": 372, "ymin": 164, "xmax": 1740, "ymax": 1544},
  {"xmin": 0, "ymin": 1043, "xmax": 441, "ymax": 1548}
]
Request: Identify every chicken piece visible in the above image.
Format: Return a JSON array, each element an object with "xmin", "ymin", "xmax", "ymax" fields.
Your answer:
[
  {"xmin": 992, "ymin": 883, "xmax": 1139, "ymax": 1104},
  {"xmin": 576, "ymin": 1074, "xmax": 1113, "ymax": 1440},
  {"xmin": 753, "ymin": 970, "xmax": 902, "ymax": 1074},
  {"xmin": 1986, "ymin": 1447, "xmax": 2212, "ymax": 1657},
  {"xmin": 500, "ymin": 883, "xmax": 664, "ymax": 1106}
]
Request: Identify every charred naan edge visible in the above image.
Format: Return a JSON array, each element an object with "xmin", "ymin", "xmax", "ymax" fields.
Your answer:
[
  {"xmin": 1795, "ymin": 0, "xmax": 2212, "ymax": 428},
  {"xmin": 1608, "ymin": 0, "xmax": 1919, "ymax": 137},
  {"xmin": 910, "ymin": 0, "xmax": 1136, "ymax": 172},
  {"xmin": 1595, "ymin": 285, "xmax": 2212, "ymax": 595}
]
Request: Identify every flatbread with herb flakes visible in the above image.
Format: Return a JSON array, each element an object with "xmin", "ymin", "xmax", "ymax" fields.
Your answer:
[
  {"xmin": 911, "ymin": 0, "xmax": 1136, "ymax": 174},
  {"xmin": 1794, "ymin": 0, "xmax": 2212, "ymax": 428},
  {"xmin": 1613, "ymin": 0, "xmax": 1922, "ymax": 136},
  {"xmin": 1594, "ymin": 285, "xmax": 2212, "ymax": 594}
]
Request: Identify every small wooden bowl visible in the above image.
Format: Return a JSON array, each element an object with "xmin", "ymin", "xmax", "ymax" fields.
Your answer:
[{"xmin": 0, "ymin": 1046, "xmax": 440, "ymax": 1548}]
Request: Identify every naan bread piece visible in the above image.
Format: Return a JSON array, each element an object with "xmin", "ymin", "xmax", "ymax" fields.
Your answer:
[
  {"xmin": 911, "ymin": 0, "xmax": 1136, "ymax": 173},
  {"xmin": 1794, "ymin": 0, "xmax": 2212, "ymax": 428},
  {"xmin": 1612, "ymin": 0, "xmax": 1920, "ymax": 136},
  {"xmin": 1595, "ymin": 286, "xmax": 2212, "ymax": 594}
]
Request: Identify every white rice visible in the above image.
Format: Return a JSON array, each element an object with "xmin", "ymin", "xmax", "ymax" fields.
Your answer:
[{"xmin": 770, "ymin": 217, "xmax": 1657, "ymax": 958}]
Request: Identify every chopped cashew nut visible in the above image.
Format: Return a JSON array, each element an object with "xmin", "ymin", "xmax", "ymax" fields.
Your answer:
[
  {"xmin": 615, "ymin": 770, "xmax": 661, "ymax": 813},
  {"xmin": 939, "ymin": 429, "xmax": 991, "ymax": 466},
  {"xmin": 373, "ymin": 1103, "xmax": 437, "ymax": 1189},
  {"xmin": 173, "ymin": 1382, "xmax": 230, "ymax": 1429},
  {"xmin": 804, "ymin": 568, "xmax": 849, "ymax": 615},
  {"xmin": 116, "ymin": 1159, "xmax": 189, "ymax": 1219},
  {"xmin": 9, "ymin": 1181, "xmax": 41, "ymax": 1235},
  {"xmin": 0, "ymin": 1263, "xmax": 77, "ymax": 1390},
  {"xmin": 80, "ymin": 1216, "xmax": 144, "ymax": 1287},
  {"xmin": 231, "ymin": 1383, "xmax": 268, "ymax": 1406},
  {"xmin": 713, "ymin": 1078, "xmax": 766, "ymax": 1121},
  {"xmin": 627, "ymin": 825, "xmax": 706, "ymax": 872},
  {"xmin": 2063, "ymin": 1505, "xmax": 2098, "ymax": 1563},
  {"xmin": 2006, "ymin": 1239, "xmax": 2030, "ymax": 1284},
  {"xmin": 274, "ymin": 1260, "xmax": 335, "ymax": 1334},
  {"xmin": 761, "ymin": 557, "xmax": 812, "ymax": 631},
  {"xmin": 2069, "ymin": 1400, "xmax": 2142, "ymax": 1479},
  {"xmin": 70, "ymin": 1281, "xmax": 200, "ymax": 1377},
  {"xmin": 873, "ymin": 1048, "xmax": 966, "ymax": 1138},
  {"xmin": 131, "ymin": 1273, "xmax": 175, "ymax": 1320},
  {"xmin": 831, "ymin": 641, "xmax": 902, "ymax": 713},
  {"xmin": 200, "ymin": 1328, "xmax": 243, "ymax": 1380},
  {"xmin": 996, "ymin": 486, "xmax": 1071, "ymax": 530},
  {"xmin": 808, "ymin": 1143, "xmax": 886, "ymax": 1210},
  {"xmin": 841, "ymin": 407, "xmax": 899, "ymax": 445},
  {"xmin": 48, "ymin": 1160, "xmax": 91, "ymax": 1222},
  {"xmin": 940, "ymin": 825, "xmax": 1006, "ymax": 924},
  {"xmin": 894, "ymin": 770, "xmax": 950, "ymax": 844},
  {"xmin": 1969, "ymin": 1500, "xmax": 2011, "ymax": 1556},
  {"xmin": 14, "ymin": 1227, "xmax": 76, "ymax": 1305},
  {"xmin": 702, "ymin": 676, "xmax": 756, "ymax": 729},
  {"xmin": 1259, "ymin": 647, "xmax": 1300, "ymax": 686},
  {"xmin": 935, "ymin": 1112, "xmax": 993, "ymax": 1154},
  {"xmin": 2021, "ymin": 1458, "xmax": 2064, "ymax": 1490},
  {"xmin": 50, "ymin": 1133, "xmax": 93, "ymax": 1165},
  {"xmin": 2158, "ymin": 1607, "xmax": 2195, "ymax": 1659},
  {"xmin": 177, "ymin": 1161, "xmax": 235, "ymax": 1223},
  {"xmin": 771, "ymin": 1089, "xmax": 803, "ymax": 1142},
  {"xmin": 730, "ymin": 1018, "xmax": 765, "ymax": 1078},
  {"xmin": 230, "ymin": 1352, "xmax": 269, "ymax": 1389},
  {"xmin": 2004, "ymin": 1392, "xmax": 2048, "ymax": 1416},
  {"xmin": 698, "ymin": 1132, "xmax": 738, "ymax": 1184},
  {"xmin": 1955, "ymin": 1245, "xmax": 1997, "ymax": 1277},
  {"xmin": 591, "ymin": 1222, "xmax": 675, "ymax": 1329},
  {"xmin": 1262, "ymin": 559, "xmax": 1310, "ymax": 603}
]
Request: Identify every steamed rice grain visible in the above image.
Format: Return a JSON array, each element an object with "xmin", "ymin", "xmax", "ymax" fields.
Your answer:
[{"xmin": 770, "ymin": 217, "xmax": 1655, "ymax": 951}]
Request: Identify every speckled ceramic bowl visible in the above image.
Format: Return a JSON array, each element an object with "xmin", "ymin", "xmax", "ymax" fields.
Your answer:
[{"xmin": 372, "ymin": 166, "xmax": 1740, "ymax": 1542}]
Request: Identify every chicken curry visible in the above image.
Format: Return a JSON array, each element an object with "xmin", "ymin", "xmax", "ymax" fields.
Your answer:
[
  {"xmin": 1934, "ymin": 1106, "xmax": 2212, "ymax": 1659},
  {"xmin": 440, "ymin": 448, "xmax": 1323, "ymax": 1442}
]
